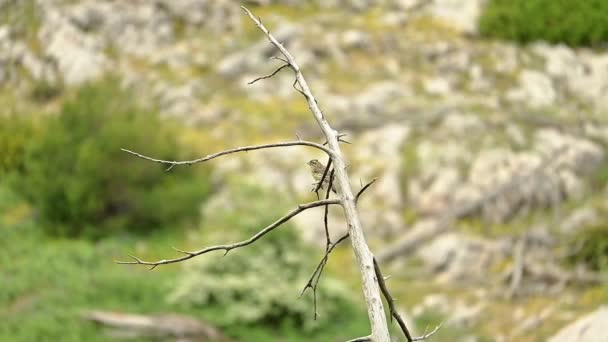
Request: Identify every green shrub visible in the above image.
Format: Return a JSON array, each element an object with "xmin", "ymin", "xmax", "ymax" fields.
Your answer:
[
  {"xmin": 29, "ymin": 80, "xmax": 63, "ymax": 103},
  {"xmin": 479, "ymin": 0, "xmax": 608, "ymax": 47},
  {"xmin": 16, "ymin": 80, "xmax": 212, "ymax": 238},
  {"xmin": 568, "ymin": 224, "xmax": 608, "ymax": 272},
  {"xmin": 169, "ymin": 183, "xmax": 358, "ymax": 332},
  {"xmin": 0, "ymin": 114, "xmax": 36, "ymax": 177}
]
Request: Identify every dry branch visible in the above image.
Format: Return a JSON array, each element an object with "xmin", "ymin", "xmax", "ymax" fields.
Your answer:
[
  {"xmin": 119, "ymin": 6, "xmax": 409, "ymax": 341},
  {"xmin": 355, "ymin": 178, "xmax": 378, "ymax": 203},
  {"xmin": 374, "ymin": 257, "xmax": 413, "ymax": 340},
  {"xmin": 323, "ymin": 169, "xmax": 335, "ymax": 248},
  {"xmin": 121, "ymin": 140, "xmax": 333, "ymax": 171},
  {"xmin": 116, "ymin": 199, "xmax": 339, "ymax": 269},
  {"xmin": 300, "ymin": 177, "xmax": 378, "ymax": 320},
  {"xmin": 314, "ymin": 157, "xmax": 333, "ymax": 197},
  {"xmin": 373, "ymin": 258, "xmax": 442, "ymax": 341},
  {"xmin": 248, "ymin": 63, "xmax": 290, "ymax": 84},
  {"xmin": 83, "ymin": 310, "xmax": 224, "ymax": 340},
  {"xmin": 240, "ymin": 6, "xmax": 391, "ymax": 340},
  {"xmin": 299, "ymin": 233, "xmax": 349, "ymax": 313}
]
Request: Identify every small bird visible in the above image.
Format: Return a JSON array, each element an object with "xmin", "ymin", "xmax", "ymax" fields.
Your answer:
[{"xmin": 307, "ymin": 159, "xmax": 337, "ymax": 193}]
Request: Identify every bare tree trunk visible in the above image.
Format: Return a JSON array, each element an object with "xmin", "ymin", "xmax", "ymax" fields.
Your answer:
[
  {"xmin": 316, "ymin": 113, "xmax": 389, "ymax": 339},
  {"xmin": 249, "ymin": 12, "xmax": 390, "ymax": 341},
  {"xmin": 118, "ymin": 6, "xmax": 447, "ymax": 341}
]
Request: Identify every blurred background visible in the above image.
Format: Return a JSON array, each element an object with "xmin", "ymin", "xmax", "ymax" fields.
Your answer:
[{"xmin": 1, "ymin": 0, "xmax": 607, "ymax": 341}]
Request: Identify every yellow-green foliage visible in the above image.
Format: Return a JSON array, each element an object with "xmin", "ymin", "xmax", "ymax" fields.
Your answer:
[
  {"xmin": 170, "ymin": 183, "xmax": 361, "ymax": 333},
  {"xmin": 15, "ymin": 80, "xmax": 212, "ymax": 239},
  {"xmin": 0, "ymin": 114, "xmax": 36, "ymax": 176},
  {"xmin": 568, "ymin": 224, "xmax": 608, "ymax": 271},
  {"xmin": 480, "ymin": 0, "xmax": 608, "ymax": 47}
]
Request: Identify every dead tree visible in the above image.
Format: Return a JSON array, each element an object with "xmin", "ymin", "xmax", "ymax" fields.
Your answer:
[{"xmin": 117, "ymin": 7, "xmax": 439, "ymax": 342}]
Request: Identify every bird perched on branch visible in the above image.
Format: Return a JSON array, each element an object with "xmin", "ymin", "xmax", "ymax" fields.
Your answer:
[{"xmin": 307, "ymin": 159, "xmax": 336, "ymax": 193}]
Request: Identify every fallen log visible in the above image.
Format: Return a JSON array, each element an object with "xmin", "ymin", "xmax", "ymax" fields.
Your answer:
[{"xmin": 83, "ymin": 310, "xmax": 227, "ymax": 341}]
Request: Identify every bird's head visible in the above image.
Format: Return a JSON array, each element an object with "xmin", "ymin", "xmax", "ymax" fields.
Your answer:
[{"xmin": 307, "ymin": 159, "xmax": 321, "ymax": 168}]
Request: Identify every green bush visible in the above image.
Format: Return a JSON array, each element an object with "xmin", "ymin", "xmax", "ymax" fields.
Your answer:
[
  {"xmin": 16, "ymin": 80, "xmax": 212, "ymax": 238},
  {"xmin": 170, "ymin": 183, "xmax": 358, "ymax": 332},
  {"xmin": 0, "ymin": 114, "xmax": 36, "ymax": 177},
  {"xmin": 568, "ymin": 224, "xmax": 608, "ymax": 272},
  {"xmin": 479, "ymin": 0, "xmax": 608, "ymax": 47}
]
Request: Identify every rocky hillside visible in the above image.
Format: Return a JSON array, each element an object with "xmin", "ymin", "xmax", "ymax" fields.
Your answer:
[{"xmin": 2, "ymin": 0, "xmax": 608, "ymax": 341}]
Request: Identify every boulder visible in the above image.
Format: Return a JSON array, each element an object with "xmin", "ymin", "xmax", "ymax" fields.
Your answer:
[
  {"xmin": 547, "ymin": 306, "xmax": 608, "ymax": 342},
  {"xmin": 507, "ymin": 70, "xmax": 556, "ymax": 108},
  {"xmin": 39, "ymin": 7, "xmax": 108, "ymax": 85},
  {"xmin": 427, "ymin": 0, "xmax": 487, "ymax": 34}
]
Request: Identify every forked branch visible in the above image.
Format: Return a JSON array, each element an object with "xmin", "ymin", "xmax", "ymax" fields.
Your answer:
[
  {"xmin": 299, "ymin": 233, "xmax": 349, "ymax": 305},
  {"xmin": 300, "ymin": 178, "xmax": 378, "ymax": 318},
  {"xmin": 248, "ymin": 63, "xmax": 290, "ymax": 84},
  {"xmin": 355, "ymin": 178, "xmax": 378, "ymax": 203},
  {"xmin": 116, "ymin": 199, "xmax": 340, "ymax": 269}
]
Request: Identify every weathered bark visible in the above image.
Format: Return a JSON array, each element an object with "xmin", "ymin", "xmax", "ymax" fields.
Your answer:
[{"xmin": 240, "ymin": 8, "xmax": 391, "ymax": 341}]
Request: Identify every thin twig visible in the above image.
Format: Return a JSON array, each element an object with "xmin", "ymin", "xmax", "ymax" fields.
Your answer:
[
  {"xmin": 323, "ymin": 169, "xmax": 335, "ymax": 249},
  {"xmin": 323, "ymin": 133, "xmax": 350, "ymax": 146},
  {"xmin": 116, "ymin": 199, "xmax": 340, "ymax": 268},
  {"xmin": 309, "ymin": 168, "xmax": 337, "ymax": 319},
  {"xmin": 374, "ymin": 257, "xmax": 413, "ymax": 340},
  {"xmin": 374, "ymin": 257, "xmax": 441, "ymax": 341},
  {"xmin": 248, "ymin": 63, "xmax": 290, "ymax": 84},
  {"xmin": 299, "ymin": 233, "xmax": 349, "ymax": 300},
  {"xmin": 121, "ymin": 140, "xmax": 333, "ymax": 169},
  {"xmin": 313, "ymin": 157, "xmax": 333, "ymax": 197},
  {"xmin": 301, "ymin": 177, "xmax": 375, "ymax": 318},
  {"xmin": 345, "ymin": 336, "xmax": 371, "ymax": 342},
  {"xmin": 411, "ymin": 324, "xmax": 443, "ymax": 341},
  {"xmin": 270, "ymin": 56, "xmax": 288, "ymax": 63},
  {"xmin": 355, "ymin": 178, "xmax": 378, "ymax": 203},
  {"xmin": 292, "ymin": 75, "xmax": 305, "ymax": 97}
]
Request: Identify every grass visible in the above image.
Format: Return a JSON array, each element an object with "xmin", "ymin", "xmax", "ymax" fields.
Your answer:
[
  {"xmin": 0, "ymin": 210, "xmax": 183, "ymax": 341},
  {"xmin": 0, "ymin": 184, "xmax": 371, "ymax": 341}
]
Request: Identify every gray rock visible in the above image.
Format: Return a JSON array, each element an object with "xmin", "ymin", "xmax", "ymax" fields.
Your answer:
[
  {"xmin": 21, "ymin": 51, "xmax": 57, "ymax": 83},
  {"xmin": 39, "ymin": 8, "xmax": 108, "ymax": 85},
  {"xmin": 507, "ymin": 70, "xmax": 556, "ymax": 108},
  {"xmin": 534, "ymin": 128, "xmax": 605, "ymax": 175},
  {"xmin": 439, "ymin": 112, "xmax": 485, "ymax": 137},
  {"xmin": 450, "ymin": 129, "xmax": 604, "ymax": 223},
  {"xmin": 533, "ymin": 43, "xmax": 583, "ymax": 79},
  {"xmin": 160, "ymin": 0, "xmax": 240, "ymax": 31},
  {"xmin": 547, "ymin": 306, "xmax": 608, "ymax": 342},
  {"xmin": 533, "ymin": 43, "xmax": 608, "ymax": 111},
  {"xmin": 355, "ymin": 124, "xmax": 411, "ymax": 236},
  {"xmin": 571, "ymin": 53, "xmax": 608, "ymax": 111},
  {"xmin": 416, "ymin": 233, "xmax": 501, "ymax": 283},
  {"xmin": 560, "ymin": 208, "xmax": 599, "ymax": 235},
  {"xmin": 417, "ymin": 166, "xmax": 461, "ymax": 214},
  {"xmin": 413, "ymin": 294, "xmax": 484, "ymax": 328},
  {"xmin": 423, "ymin": 76, "xmax": 451, "ymax": 96},
  {"xmin": 427, "ymin": 0, "xmax": 487, "ymax": 34},
  {"xmin": 340, "ymin": 30, "xmax": 371, "ymax": 50},
  {"xmin": 353, "ymin": 81, "xmax": 406, "ymax": 116}
]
